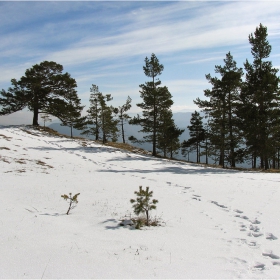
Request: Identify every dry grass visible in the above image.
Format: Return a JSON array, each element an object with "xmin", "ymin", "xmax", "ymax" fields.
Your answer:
[
  {"xmin": 15, "ymin": 159, "xmax": 26, "ymax": 164},
  {"xmin": 35, "ymin": 160, "xmax": 53, "ymax": 168},
  {"xmin": 0, "ymin": 134, "xmax": 12, "ymax": 141},
  {"xmin": 120, "ymin": 214, "xmax": 164, "ymax": 229},
  {"xmin": 0, "ymin": 156, "xmax": 10, "ymax": 164},
  {"xmin": 0, "ymin": 147, "xmax": 10, "ymax": 150},
  {"xmin": 16, "ymin": 169, "xmax": 26, "ymax": 173},
  {"xmin": 24, "ymin": 125, "xmax": 280, "ymax": 173},
  {"xmin": 21, "ymin": 129, "xmax": 40, "ymax": 137}
]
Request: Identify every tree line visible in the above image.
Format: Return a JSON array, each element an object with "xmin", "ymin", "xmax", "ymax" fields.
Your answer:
[
  {"xmin": 182, "ymin": 23, "xmax": 280, "ymax": 170},
  {"xmin": 0, "ymin": 23, "xmax": 279, "ymax": 170},
  {"xmin": 0, "ymin": 54, "xmax": 184, "ymax": 159}
]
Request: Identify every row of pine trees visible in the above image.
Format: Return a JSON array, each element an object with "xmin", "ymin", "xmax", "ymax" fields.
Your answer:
[
  {"xmin": 0, "ymin": 23, "xmax": 279, "ymax": 170},
  {"xmin": 182, "ymin": 24, "xmax": 280, "ymax": 170}
]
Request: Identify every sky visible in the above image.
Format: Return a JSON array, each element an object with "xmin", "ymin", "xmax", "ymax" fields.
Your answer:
[{"xmin": 1, "ymin": 1, "xmax": 280, "ymax": 125}]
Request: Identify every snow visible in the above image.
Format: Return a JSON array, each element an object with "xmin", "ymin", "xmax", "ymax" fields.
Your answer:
[{"xmin": 1, "ymin": 125, "xmax": 280, "ymax": 278}]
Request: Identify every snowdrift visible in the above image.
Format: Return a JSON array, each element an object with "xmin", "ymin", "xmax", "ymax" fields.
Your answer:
[{"xmin": 0, "ymin": 125, "xmax": 280, "ymax": 278}]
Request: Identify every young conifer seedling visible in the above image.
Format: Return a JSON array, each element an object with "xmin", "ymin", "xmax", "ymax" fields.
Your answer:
[
  {"xmin": 61, "ymin": 192, "xmax": 80, "ymax": 215},
  {"xmin": 130, "ymin": 186, "xmax": 158, "ymax": 226}
]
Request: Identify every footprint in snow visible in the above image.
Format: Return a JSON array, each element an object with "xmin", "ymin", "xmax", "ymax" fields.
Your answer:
[
  {"xmin": 240, "ymin": 224, "xmax": 247, "ymax": 231},
  {"xmin": 247, "ymin": 232, "xmax": 263, "ymax": 238},
  {"xmin": 266, "ymin": 233, "xmax": 278, "ymax": 240},
  {"xmin": 211, "ymin": 201, "xmax": 227, "ymax": 209},
  {"xmin": 235, "ymin": 214, "xmax": 249, "ymax": 220},
  {"xmin": 246, "ymin": 240, "xmax": 260, "ymax": 248},
  {"xmin": 251, "ymin": 261, "xmax": 265, "ymax": 270},
  {"xmin": 234, "ymin": 209, "xmax": 243, "ymax": 214},
  {"xmin": 262, "ymin": 250, "xmax": 280, "ymax": 259},
  {"xmin": 250, "ymin": 218, "xmax": 261, "ymax": 224},
  {"xmin": 249, "ymin": 224, "xmax": 260, "ymax": 232}
]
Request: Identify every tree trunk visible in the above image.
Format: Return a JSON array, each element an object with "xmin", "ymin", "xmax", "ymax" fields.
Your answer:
[
  {"xmin": 121, "ymin": 119, "xmax": 125, "ymax": 143},
  {"xmin": 33, "ymin": 107, "xmax": 39, "ymax": 126}
]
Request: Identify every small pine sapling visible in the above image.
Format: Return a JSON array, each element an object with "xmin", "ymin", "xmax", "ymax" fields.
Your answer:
[
  {"xmin": 61, "ymin": 192, "xmax": 80, "ymax": 215},
  {"xmin": 130, "ymin": 186, "xmax": 158, "ymax": 226}
]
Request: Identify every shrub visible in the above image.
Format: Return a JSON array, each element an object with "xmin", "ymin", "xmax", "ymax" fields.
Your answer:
[
  {"xmin": 61, "ymin": 192, "xmax": 80, "ymax": 215},
  {"xmin": 130, "ymin": 186, "xmax": 158, "ymax": 226}
]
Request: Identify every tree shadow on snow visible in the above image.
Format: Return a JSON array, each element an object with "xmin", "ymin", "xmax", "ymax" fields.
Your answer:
[{"xmin": 102, "ymin": 218, "xmax": 135, "ymax": 230}]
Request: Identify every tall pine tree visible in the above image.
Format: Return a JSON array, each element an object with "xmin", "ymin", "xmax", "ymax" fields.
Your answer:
[
  {"xmin": 194, "ymin": 52, "xmax": 243, "ymax": 167},
  {"xmin": 130, "ymin": 54, "xmax": 173, "ymax": 156},
  {"xmin": 239, "ymin": 23, "xmax": 280, "ymax": 169}
]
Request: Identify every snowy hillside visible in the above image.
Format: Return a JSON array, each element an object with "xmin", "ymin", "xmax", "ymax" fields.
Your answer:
[{"xmin": 1, "ymin": 125, "xmax": 280, "ymax": 278}]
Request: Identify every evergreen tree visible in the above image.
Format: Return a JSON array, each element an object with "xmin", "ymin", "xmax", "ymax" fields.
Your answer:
[
  {"xmin": 239, "ymin": 23, "xmax": 280, "ymax": 169},
  {"xmin": 130, "ymin": 186, "xmax": 158, "ymax": 226},
  {"xmin": 83, "ymin": 85, "xmax": 118, "ymax": 144},
  {"xmin": 51, "ymin": 88, "xmax": 86, "ymax": 138},
  {"xmin": 130, "ymin": 54, "xmax": 173, "ymax": 156},
  {"xmin": 0, "ymin": 61, "xmax": 77, "ymax": 126},
  {"xmin": 157, "ymin": 109, "xmax": 184, "ymax": 158},
  {"xmin": 182, "ymin": 111, "xmax": 205, "ymax": 163},
  {"xmin": 194, "ymin": 52, "xmax": 243, "ymax": 167},
  {"xmin": 116, "ymin": 96, "xmax": 132, "ymax": 143}
]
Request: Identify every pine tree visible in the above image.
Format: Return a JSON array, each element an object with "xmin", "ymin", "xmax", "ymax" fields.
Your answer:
[
  {"xmin": 83, "ymin": 85, "xmax": 118, "ymax": 143},
  {"xmin": 182, "ymin": 111, "xmax": 205, "ymax": 163},
  {"xmin": 117, "ymin": 96, "xmax": 132, "ymax": 143},
  {"xmin": 239, "ymin": 23, "xmax": 280, "ymax": 169},
  {"xmin": 157, "ymin": 109, "xmax": 184, "ymax": 158},
  {"xmin": 130, "ymin": 186, "xmax": 158, "ymax": 226},
  {"xmin": 0, "ymin": 61, "xmax": 77, "ymax": 126},
  {"xmin": 51, "ymin": 88, "xmax": 86, "ymax": 138},
  {"xmin": 194, "ymin": 52, "xmax": 243, "ymax": 167},
  {"xmin": 130, "ymin": 54, "xmax": 173, "ymax": 156}
]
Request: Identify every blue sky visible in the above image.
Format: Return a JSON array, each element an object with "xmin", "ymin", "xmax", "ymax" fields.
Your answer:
[{"xmin": 1, "ymin": 1, "xmax": 280, "ymax": 125}]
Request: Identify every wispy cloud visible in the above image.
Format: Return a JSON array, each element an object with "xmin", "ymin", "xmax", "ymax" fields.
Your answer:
[{"xmin": 1, "ymin": 1, "xmax": 280, "ymax": 124}]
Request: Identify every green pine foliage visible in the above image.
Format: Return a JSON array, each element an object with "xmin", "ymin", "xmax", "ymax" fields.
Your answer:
[
  {"xmin": 130, "ymin": 186, "xmax": 158, "ymax": 226},
  {"xmin": 129, "ymin": 54, "xmax": 174, "ymax": 156},
  {"xmin": 240, "ymin": 23, "xmax": 280, "ymax": 169},
  {"xmin": 61, "ymin": 192, "xmax": 80, "ymax": 215},
  {"xmin": 157, "ymin": 109, "xmax": 184, "ymax": 159},
  {"xmin": 0, "ymin": 61, "xmax": 78, "ymax": 126},
  {"xmin": 183, "ymin": 111, "xmax": 205, "ymax": 163},
  {"xmin": 194, "ymin": 52, "xmax": 243, "ymax": 167},
  {"xmin": 83, "ymin": 85, "xmax": 119, "ymax": 144}
]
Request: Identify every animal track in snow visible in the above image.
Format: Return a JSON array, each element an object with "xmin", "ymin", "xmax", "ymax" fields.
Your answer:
[
  {"xmin": 192, "ymin": 195, "xmax": 201, "ymax": 201},
  {"xmin": 249, "ymin": 225, "xmax": 260, "ymax": 232},
  {"xmin": 211, "ymin": 201, "xmax": 227, "ymax": 209},
  {"xmin": 246, "ymin": 240, "xmax": 259, "ymax": 248},
  {"xmin": 251, "ymin": 261, "xmax": 265, "ymax": 270},
  {"xmin": 265, "ymin": 233, "xmax": 278, "ymax": 240},
  {"xmin": 262, "ymin": 250, "xmax": 279, "ymax": 259},
  {"xmin": 250, "ymin": 219, "xmax": 261, "ymax": 224},
  {"xmin": 235, "ymin": 214, "xmax": 249, "ymax": 220}
]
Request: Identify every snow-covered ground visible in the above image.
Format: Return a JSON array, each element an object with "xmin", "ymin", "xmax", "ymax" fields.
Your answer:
[{"xmin": 1, "ymin": 125, "xmax": 280, "ymax": 278}]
